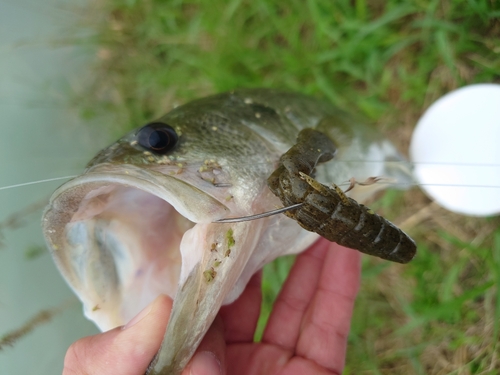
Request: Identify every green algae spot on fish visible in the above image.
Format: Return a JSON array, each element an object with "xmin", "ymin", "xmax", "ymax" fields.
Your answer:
[
  {"xmin": 203, "ymin": 268, "xmax": 217, "ymax": 283},
  {"xmin": 225, "ymin": 228, "xmax": 235, "ymax": 249}
]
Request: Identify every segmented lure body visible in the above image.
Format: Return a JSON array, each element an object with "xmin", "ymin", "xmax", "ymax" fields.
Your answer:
[{"xmin": 268, "ymin": 128, "xmax": 416, "ymax": 264}]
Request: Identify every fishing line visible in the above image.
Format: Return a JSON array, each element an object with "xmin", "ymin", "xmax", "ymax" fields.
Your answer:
[
  {"xmin": 240, "ymin": 160, "xmax": 500, "ymax": 167},
  {"xmin": 337, "ymin": 160, "xmax": 500, "ymax": 168},
  {"xmin": 0, "ymin": 176, "xmax": 77, "ymax": 191},
  {"xmin": 214, "ymin": 203, "xmax": 304, "ymax": 223},
  {"xmin": 2, "ymin": 160, "xmax": 500, "ymax": 191},
  {"xmin": 3, "ymin": 178, "xmax": 499, "ymax": 192},
  {"xmin": 336, "ymin": 182, "xmax": 500, "ymax": 189},
  {"xmin": 2, "ymin": 176, "xmax": 500, "ymax": 191}
]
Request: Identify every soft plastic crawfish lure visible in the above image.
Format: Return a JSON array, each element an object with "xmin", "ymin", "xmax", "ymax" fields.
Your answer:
[{"xmin": 267, "ymin": 128, "xmax": 416, "ymax": 264}]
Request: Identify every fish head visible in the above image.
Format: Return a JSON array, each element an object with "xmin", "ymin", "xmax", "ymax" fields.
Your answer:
[{"xmin": 42, "ymin": 104, "xmax": 308, "ymax": 373}]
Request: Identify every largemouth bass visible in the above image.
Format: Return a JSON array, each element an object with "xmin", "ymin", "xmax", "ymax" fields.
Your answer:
[{"xmin": 42, "ymin": 89, "xmax": 414, "ymax": 374}]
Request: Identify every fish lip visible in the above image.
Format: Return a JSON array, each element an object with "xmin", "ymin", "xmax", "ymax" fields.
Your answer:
[{"xmin": 46, "ymin": 163, "xmax": 230, "ymax": 223}]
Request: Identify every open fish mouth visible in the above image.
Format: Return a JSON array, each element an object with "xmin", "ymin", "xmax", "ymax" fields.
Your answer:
[{"xmin": 42, "ymin": 162, "xmax": 273, "ymax": 372}]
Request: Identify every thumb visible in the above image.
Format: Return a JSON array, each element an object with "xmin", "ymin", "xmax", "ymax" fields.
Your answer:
[
  {"xmin": 182, "ymin": 315, "xmax": 226, "ymax": 375},
  {"xmin": 63, "ymin": 295, "xmax": 172, "ymax": 375}
]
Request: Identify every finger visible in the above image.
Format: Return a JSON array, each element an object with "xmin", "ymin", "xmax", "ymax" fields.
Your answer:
[
  {"xmin": 262, "ymin": 238, "xmax": 330, "ymax": 349},
  {"xmin": 63, "ymin": 295, "xmax": 172, "ymax": 375},
  {"xmin": 182, "ymin": 315, "xmax": 226, "ymax": 375},
  {"xmin": 296, "ymin": 243, "xmax": 361, "ymax": 373},
  {"xmin": 219, "ymin": 271, "xmax": 262, "ymax": 343}
]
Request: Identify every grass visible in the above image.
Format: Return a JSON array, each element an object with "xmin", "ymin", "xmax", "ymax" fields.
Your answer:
[{"xmin": 73, "ymin": 0, "xmax": 500, "ymax": 373}]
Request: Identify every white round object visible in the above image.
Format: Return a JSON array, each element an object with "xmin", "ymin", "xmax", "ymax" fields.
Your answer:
[{"xmin": 410, "ymin": 84, "xmax": 500, "ymax": 216}]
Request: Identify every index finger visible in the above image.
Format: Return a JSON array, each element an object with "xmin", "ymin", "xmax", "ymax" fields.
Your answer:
[
  {"xmin": 296, "ymin": 242, "xmax": 361, "ymax": 372},
  {"xmin": 261, "ymin": 237, "xmax": 331, "ymax": 349}
]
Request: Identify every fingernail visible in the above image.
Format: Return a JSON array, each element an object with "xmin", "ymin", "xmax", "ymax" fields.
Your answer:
[
  {"xmin": 123, "ymin": 301, "xmax": 153, "ymax": 330},
  {"xmin": 189, "ymin": 351, "xmax": 222, "ymax": 375}
]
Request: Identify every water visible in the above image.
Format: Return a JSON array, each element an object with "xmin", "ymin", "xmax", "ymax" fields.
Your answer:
[{"xmin": 0, "ymin": 1, "xmax": 112, "ymax": 373}]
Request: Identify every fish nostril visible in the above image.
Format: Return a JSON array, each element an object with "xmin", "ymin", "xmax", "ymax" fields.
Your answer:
[{"xmin": 137, "ymin": 122, "xmax": 178, "ymax": 154}]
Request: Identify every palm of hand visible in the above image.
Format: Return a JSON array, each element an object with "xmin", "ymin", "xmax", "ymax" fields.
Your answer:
[{"xmin": 196, "ymin": 238, "xmax": 361, "ymax": 375}]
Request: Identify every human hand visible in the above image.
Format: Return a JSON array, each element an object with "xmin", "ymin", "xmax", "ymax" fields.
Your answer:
[{"xmin": 63, "ymin": 237, "xmax": 361, "ymax": 375}]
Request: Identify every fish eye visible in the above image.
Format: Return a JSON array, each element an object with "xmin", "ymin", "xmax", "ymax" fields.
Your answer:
[{"xmin": 136, "ymin": 122, "xmax": 178, "ymax": 154}]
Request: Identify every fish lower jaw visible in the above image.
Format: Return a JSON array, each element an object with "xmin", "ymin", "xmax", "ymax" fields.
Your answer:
[{"xmin": 43, "ymin": 170, "xmax": 230, "ymax": 331}]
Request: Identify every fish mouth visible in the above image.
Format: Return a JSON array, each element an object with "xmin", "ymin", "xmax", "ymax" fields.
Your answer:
[{"xmin": 43, "ymin": 163, "xmax": 263, "ymax": 372}]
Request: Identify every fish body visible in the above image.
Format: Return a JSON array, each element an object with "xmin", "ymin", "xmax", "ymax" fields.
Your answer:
[{"xmin": 42, "ymin": 89, "xmax": 413, "ymax": 374}]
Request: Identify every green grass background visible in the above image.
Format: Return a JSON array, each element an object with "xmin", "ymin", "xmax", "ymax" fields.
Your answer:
[{"xmin": 77, "ymin": 1, "xmax": 500, "ymax": 373}]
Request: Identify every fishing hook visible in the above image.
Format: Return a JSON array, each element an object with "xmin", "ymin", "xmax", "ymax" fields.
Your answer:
[{"xmin": 213, "ymin": 203, "xmax": 303, "ymax": 223}]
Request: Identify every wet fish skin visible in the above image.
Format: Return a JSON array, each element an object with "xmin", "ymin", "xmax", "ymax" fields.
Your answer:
[{"xmin": 42, "ymin": 89, "xmax": 413, "ymax": 375}]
